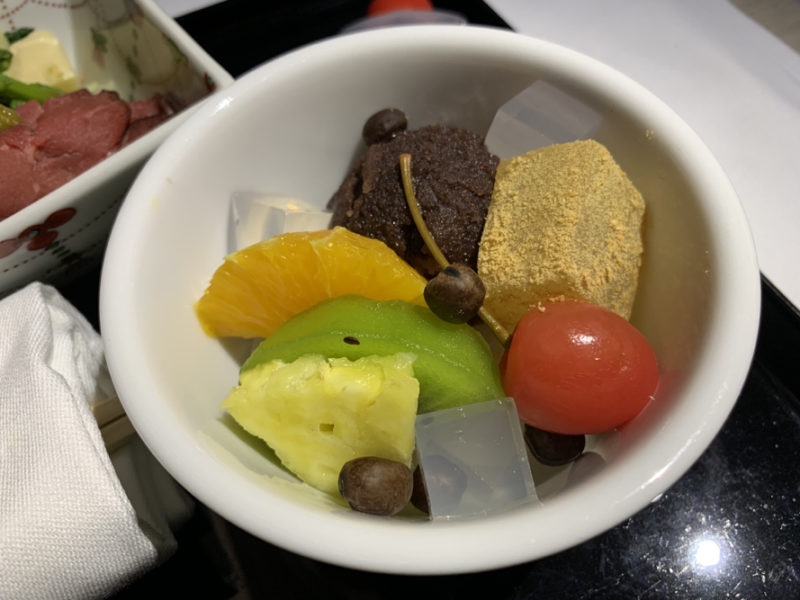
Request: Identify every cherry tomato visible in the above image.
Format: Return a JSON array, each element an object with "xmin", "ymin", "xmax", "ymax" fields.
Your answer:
[
  {"xmin": 367, "ymin": 0, "xmax": 433, "ymax": 16},
  {"xmin": 503, "ymin": 301, "xmax": 658, "ymax": 435}
]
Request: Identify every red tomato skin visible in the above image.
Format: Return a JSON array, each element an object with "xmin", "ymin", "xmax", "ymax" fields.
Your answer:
[
  {"xmin": 503, "ymin": 301, "xmax": 659, "ymax": 435},
  {"xmin": 367, "ymin": 0, "xmax": 433, "ymax": 16}
]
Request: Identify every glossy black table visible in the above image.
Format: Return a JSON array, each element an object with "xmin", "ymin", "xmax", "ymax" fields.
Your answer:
[{"xmin": 60, "ymin": 1, "xmax": 800, "ymax": 597}]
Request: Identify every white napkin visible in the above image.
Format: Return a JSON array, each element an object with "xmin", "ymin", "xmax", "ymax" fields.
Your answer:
[{"xmin": 0, "ymin": 282, "xmax": 188, "ymax": 600}]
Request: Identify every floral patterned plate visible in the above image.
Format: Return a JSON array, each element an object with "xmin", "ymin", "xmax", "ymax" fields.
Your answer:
[{"xmin": 0, "ymin": 0, "xmax": 233, "ymax": 296}]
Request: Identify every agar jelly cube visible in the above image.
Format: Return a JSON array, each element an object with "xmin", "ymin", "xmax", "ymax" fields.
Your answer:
[
  {"xmin": 229, "ymin": 191, "xmax": 331, "ymax": 251},
  {"xmin": 415, "ymin": 398, "xmax": 538, "ymax": 519},
  {"xmin": 484, "ymin": 81, "xmax": 601, "ymax": 160}
]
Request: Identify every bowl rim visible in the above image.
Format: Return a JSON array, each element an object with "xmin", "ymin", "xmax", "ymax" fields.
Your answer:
[{"xmin": 100, "ymin": 24, "xmax": 761, "ymax": 574}]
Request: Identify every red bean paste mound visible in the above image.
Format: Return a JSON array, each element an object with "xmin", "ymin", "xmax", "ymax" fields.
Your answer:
[{"xmin": 327, "ymin": 123, "xmax": 499, "ymax": 278}]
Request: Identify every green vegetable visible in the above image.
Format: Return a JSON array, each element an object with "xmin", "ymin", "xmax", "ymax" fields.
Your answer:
[
  {"xmin": 0, "ymin": 49, "xmax": 11, "ymax": 73},
  {"xmin": 5, "ymin": 28, "xmax": 33, "ymax": 44},
  {"xmin": 0, "ymin": 72, "xmax": 62, "ymax": 107},
  {"xmin": 0, "ymin": 103, "xmax": 21, "ymax": 132},
  {"xmin": 1, "ymin": 27, "xmax": 36, "ymax": 72}
]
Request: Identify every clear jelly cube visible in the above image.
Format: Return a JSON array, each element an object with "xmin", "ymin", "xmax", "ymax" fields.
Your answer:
[
  {"xmin": 415, "ymin": 398, "xmax": 539, "ymax": 520},
  {"xmin": 229, "ymin": 191, "xmax": 331, "ymax": 251},
  {"xmin": 484, "ymin": 81, "xmax": 602, "ymax": 159}
]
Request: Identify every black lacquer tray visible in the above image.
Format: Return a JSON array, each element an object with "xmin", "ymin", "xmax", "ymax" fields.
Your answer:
[{"xmin": 59, "ymin": 1, "xmax": 798, "ymax": 597}]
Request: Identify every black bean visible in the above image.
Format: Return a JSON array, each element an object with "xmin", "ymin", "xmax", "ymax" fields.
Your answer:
[
  {"xmin": 424, "ymin": 263, "xmax": 486, "ymax": 324},
  {"xmin": 412, "ymin": 454, "xmax": 468, "ymax": 514},
  {"xmin": 524, "ymin": 424, "xmax": 585, "ymax": 466},
  {"xmin": 338, "ymin": 456, "xmax": 413, "ymax": 516},
  {"xmin": 362, "ymin": 108, "xmax": 408, "ymax": 145},
  {"xmin": 410, "ymin": 465, "xmax": 430, "ymax": 514}
]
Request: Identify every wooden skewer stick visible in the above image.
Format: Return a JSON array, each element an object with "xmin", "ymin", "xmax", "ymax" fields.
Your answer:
[{"xmin": 91, "ymin": 396, "xmax": 136, "ymax": 452}]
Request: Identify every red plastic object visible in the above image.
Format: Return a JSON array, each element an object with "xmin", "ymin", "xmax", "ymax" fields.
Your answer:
[{"xmin": 367, "ymin": 0, "xmax": 433, "ymax": 16}]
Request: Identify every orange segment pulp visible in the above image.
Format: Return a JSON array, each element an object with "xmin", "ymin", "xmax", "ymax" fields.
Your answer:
[{"xmin": 195, "ymin": 226, "xmax": 427, "ymax": 339}]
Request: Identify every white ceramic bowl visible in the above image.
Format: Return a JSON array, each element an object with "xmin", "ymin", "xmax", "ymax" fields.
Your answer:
[
  {"xmin": 0, "ymin": 0, "xmax": 232, "ymax": 296},
  {"xmin": 100, "ymin": 26, "xmax": 760, "ymax": 574}
]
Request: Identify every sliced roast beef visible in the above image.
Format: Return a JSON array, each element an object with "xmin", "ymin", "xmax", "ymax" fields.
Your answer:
[
  {"xmin": 121, "ymin": 113, "xmax": 171, "ymax": 146},
  {"xmin": 14, "ymin": 100, "xmax": 44, "ymax": 124},
  {"xmin": 33, "ymin": 90, "xmax": 129, "ymax": 160},
  {"xmin": 122, "ymin": 94, "xmax": 173, "ymax": 146},
  {"xmin": 128, "ymin": 94, "xmax": 171, "ymax": 121},
  {"xmin": 0, "ymin": 89, "xmax": 176, "ymax": 222},
  {"xmin": 0, "ymin": 124, "xmax": 37, "ymax": 220}
]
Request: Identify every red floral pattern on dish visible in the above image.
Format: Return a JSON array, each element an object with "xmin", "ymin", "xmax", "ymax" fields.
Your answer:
[{"xmin": 0, "ymin": 208, "xmax": 77, "ymax": 258}]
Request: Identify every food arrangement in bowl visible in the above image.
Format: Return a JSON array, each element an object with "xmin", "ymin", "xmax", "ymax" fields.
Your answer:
[
  {"xmin": 0, "ymin": 0, "xmax": 232, "ymax": 296},
  {"xmin": 193, "ymin": 105, "xmax": 661, "ymax": 518},
  {"xmin": 100, "ymin": 26, "xmax": 760, "ymax": 573}
]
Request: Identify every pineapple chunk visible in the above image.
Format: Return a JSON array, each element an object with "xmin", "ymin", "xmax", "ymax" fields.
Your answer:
[{"xmin": 223, "ymin": 353, "xmax": 419, "ymax": 495}]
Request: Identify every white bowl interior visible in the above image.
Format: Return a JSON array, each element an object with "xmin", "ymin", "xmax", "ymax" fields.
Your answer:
[{"xmin": 100, "ymin": 26, "xmax": 760, "ymax": 574}]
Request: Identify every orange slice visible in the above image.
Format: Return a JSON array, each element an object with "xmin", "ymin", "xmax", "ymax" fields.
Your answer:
[{"xmin": 195, "ymin": 226, "xmax": 427, "ymax": 339}]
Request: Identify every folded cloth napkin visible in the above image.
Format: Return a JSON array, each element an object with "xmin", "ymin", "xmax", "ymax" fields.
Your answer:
[{"xmin": 0, "ymin": 282, "xmax": 189, "ymax": 599}]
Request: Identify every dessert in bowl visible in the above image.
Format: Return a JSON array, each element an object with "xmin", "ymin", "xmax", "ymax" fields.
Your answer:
[{"xmin": 99, "ymin": 26, "xmax": 760, "ymax": 574}]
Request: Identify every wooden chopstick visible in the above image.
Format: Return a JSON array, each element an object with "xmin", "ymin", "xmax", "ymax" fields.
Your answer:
[{"xmin": 91, "ymin": 396, "xmax": 136, "ymax": 452}]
